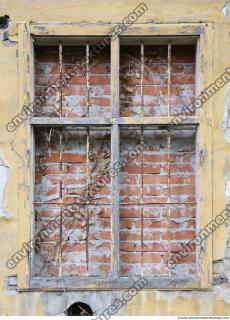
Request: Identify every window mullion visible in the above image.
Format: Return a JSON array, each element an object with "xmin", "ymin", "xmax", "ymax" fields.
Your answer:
[{"xmin": 111, "ymin": 37, "xmax": 120, "ymax": 279}]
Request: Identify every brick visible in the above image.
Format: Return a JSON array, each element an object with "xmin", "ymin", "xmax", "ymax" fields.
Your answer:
[
  {"xmin": 36, "ymin": 207, "xmax": 61, "ymax": 219},
  {"xmin": 120, "ymin": 219, "xmax": 141, "ymax": 229},
  {"xmin": 90, "ymin": 65, "xmax": 110, "ymax": 74},
  {"xmin": 170, "ymin": 185, "xmax": 195, "ymax": 196},
  {"xmin": 96, "ymin": 264, "xmax": 111, "ymax": 274},
  {"xmin": 143, "ymin": 207, "xmax": 161, "ymax": 218},
  {"xmin": 120, "ymin": 175, "xmax": 139, "ymax": 184},
  {"xmin": 144, "ymin": 219, "xmax": 179, "ymax": 229},
  {"xmin": 143, "ymin": 175, "xmax": 168, "ymax": 184},
  {"xmin": 170, "ymin": 175, "xmax": 195, "ymax": 185},
  {"xmin": 163, "ymin": 206, "xmax": 196, "ymax": 218},
  {"xmin": 120, "ymin": 231, "xmax": 141, "ymax": 241},
  {"xmin": 120, "ymin": 242, "xmax": 141, "ymax": 252},
  {"xmin": 121, "ymin": 164, "xmax": 142, "ymax": 174},
  {"xmin": 120, "ymin": 186, "xmax": 141, "ymax": 197},
  {"xmin": 62, "ymin": 85, "xmax": 87, "ymax": 96},
  {"xmin": 96, "ymin": 186, "xmax": 111, "ymax": 196},
  {"xmin": 40, "ymin": 153, "xmax": 86, "ymax": 163},
  {"xmin": 120, "ymin": 252, "xmax": 141, "ymax": 263},
  {"xmin": 62, "ymin": 242, "xmax": 87, "ymax": 252},
  {"xmin": 41, "ymin": 164, "xmax": 69, "ymax": 175},
  {"xmin": 90, "ymin": 97, "xmax": 111, "ymax": 107},
  {"xmin": 35, "ymin": 175, "xmax": 42, "ymax": 184},
  {"xmin": 90, "ymin": 75, "xmax": 110, "ymax": 85},
  {"xmin": 67, "ymin": 187, "xmax": 82, "ymax": 195},
  {"xmin": 143, "ymin": 242, "xmax": 168, "ymax": 252},
  {"xmin": 170, "ymin": 164, "xmax": 194, "ymax": 173},
  {"xmin": 143, "ymin": 86, "xmax": 168, "ymax": 96},
  {"xmin": 171, "ymin": 74, "xmax": 195, "ymax": 84},
  {"xmin": 143, "ymin": 164, "xmax": 161, "ymax": 174},
  {"xmin": 177, "ymin": 254, "xmax": 196, "ymax": 264},
  {"xmin": 143, "ymin": 253, "xmax": 161, "ymax": 263},
  {"xmin": 63, "ymin": 265, "xmax": 87, "ymax": 275},
  {"xmin": 120, "ymin": 207, "xmax": 141, "ymax": 218},
  {"xmin": 46, "ymin": 187, "xmax": 59, "ymax": 197},
  {"xmin": 143, "ymin": 186, "xmax": 161, "ymax": 196},
  {"xmin": 162, "ymin": 230, "xmax": 196, "ymax": 241},
  {"xmin": 89, "ymin": 255, "xmax": 111, "ymax": 263}
]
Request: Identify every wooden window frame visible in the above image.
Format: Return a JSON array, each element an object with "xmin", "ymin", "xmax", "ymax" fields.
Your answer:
[{"xmin": 17, "ymin": 22, "xmax": 212, "ymax": 291}]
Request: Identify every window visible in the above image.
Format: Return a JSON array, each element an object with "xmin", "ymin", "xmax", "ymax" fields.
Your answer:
[{"xmin": 17, "ymin": 23, "xmax": 212, "ymax": 290}]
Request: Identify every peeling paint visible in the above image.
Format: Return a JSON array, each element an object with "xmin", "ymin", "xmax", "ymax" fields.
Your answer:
[
  {"xmin": 4, "ymin": 275, "xmax": 17, "ymax": 295},
  {"xmin": 214, "ymin": 285, "xmax": 230, "ymax": 305},
  {"xmin": 223, "ymin": 83, "xmax": 230, "ymax": 143},
  {"xmin": 0, "ymin": 158, "xmax": 11, "ymax": 218},
  {"xmin": 156, "ymin": 290, "xmax": 193, "ymax": 301},
  {"xmin": 223, "ymin": 1, "xmax": 230, "ymax": 17}
]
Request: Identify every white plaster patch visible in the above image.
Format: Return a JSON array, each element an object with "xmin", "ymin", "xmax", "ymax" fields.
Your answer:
[
  {"xmin": 223, "ymin": 1, "xmax": 230, "ymax": 17},
  {"xmin": 157, "ymin": 290, "xmax": 193, "ymax": 302},
  {"xmin": 214, "ymin": 285, "xmax": 230, "ymax": 304},
  {"xmin": 222, "ymin": 83, "xmax": 230, "ymax": 143},
  {"xmin": 0, "ymin": 158, "xmax": 11, "ymax": 218},
  {"xmin": 42, "ymin": 291, "xmax": 123, "ymax": 316},
  {"xmin": 4, "ymin": 275, "xmax": 17, "ymax": 295},
  {"xmin": 225, "ymin": 170, "xmax": 230, "ymax": 203}
]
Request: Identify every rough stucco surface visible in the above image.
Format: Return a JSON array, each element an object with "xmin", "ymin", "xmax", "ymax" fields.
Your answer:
[{"xmin": 1, "ymin": 0, "xmax": 230, "ymax": 315}]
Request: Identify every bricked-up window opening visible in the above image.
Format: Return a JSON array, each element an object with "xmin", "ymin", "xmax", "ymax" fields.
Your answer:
[
  {"xmin": 35, "ymin": 44, "xmax": 111, "ymax": 117},
  {"xmin": 119, "ymin": 127, "xmax": 196, "ymax": 277},
  {"xmin": 34, "ymin": 127, "xmax": 111, "ymax": 277},
  {"xmin": 32, "ymin": 37, "xmax": 198, "ymax": 288},
  {"xmin": 66, "ymin": 302, "xmax": 93, "ymax": 316}
]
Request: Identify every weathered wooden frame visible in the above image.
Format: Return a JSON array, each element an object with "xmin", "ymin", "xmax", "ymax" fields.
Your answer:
[{"xmin": 17, "ymin": 22, "xmax": 213, "ymax": 290}]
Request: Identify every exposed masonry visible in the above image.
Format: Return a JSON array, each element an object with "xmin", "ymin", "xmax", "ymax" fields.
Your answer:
[
  {"xmin": 0, "ymin": 15, "xmax": 10, "ymax": 41},
  {"xmin": 0, "ymin": 158, "xmax": 10, "ymax": 218},
  {"xmin": 35, "ymin": 45, "xmax": 111, "ymax": 117},
  {"xmin": 119, "ymin": 128, "xmax": 196, "ymax": 277},
  {"xmin": 34, "ymin": 128, "xmax": 112, "ymax": 277},
  {"xmin": 34, "ymin": 44, "xmax": 197, "ymax": 279},
  {"xmin": 120, "ymin": 45, "xmax": 195, "ymax": 117}
]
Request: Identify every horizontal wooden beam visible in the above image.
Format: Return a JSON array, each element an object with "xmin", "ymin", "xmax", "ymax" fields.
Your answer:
[
  {"xmin": 26, "ymin": 276, "xmax": 200, "ymax": 291},
  {"xmin": 30, "ymin": 116, "xmax": 200, "ymax": 127},
  {"xmin": 30, "ymin": 23, "xmax": 206, "ymax": 37}
]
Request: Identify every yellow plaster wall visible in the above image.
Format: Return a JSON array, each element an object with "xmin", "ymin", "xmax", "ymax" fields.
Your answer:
[{"xmin": 0, "ymin": 0, "xmax": 230, "ymax": 315}]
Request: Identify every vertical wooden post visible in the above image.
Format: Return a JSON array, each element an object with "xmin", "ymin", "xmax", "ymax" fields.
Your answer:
[{"xmin": 111, "ymin": 37, "xmax": 120, "ymax": 279}]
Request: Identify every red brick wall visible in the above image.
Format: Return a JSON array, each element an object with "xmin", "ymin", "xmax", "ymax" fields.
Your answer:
[
  {"xmin": 119, "ymin": 128, "xmax": 196, "ymax": 277},
  {"xmin": 34, "ymin": 44, "xmax": 196, "ymax": 279},
  {"xmin": 120, "ymin": 45, "xmax": 195, "ymax": 117},
  {"xmin": 34, "ymin": 128, "xmax": 111, "ymax": 277},
  {"xmin": 35, "ymin": 45, "xmax": 111, "ymax": 117}
]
